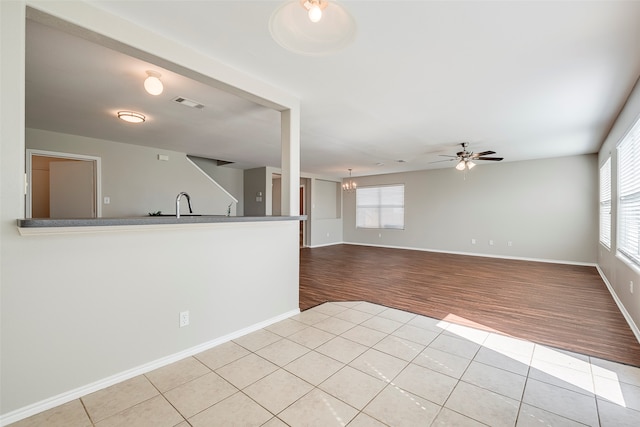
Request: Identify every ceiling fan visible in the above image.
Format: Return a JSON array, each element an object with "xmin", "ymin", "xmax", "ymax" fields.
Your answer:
[{"xmin": 434, "ymin": 142, "xmax": 504, "ymax": 170}]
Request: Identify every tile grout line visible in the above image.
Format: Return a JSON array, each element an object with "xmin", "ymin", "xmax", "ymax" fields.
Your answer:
[{"xmin": 13, "ymin": 301, "xmax": 639, "ymax": 426}]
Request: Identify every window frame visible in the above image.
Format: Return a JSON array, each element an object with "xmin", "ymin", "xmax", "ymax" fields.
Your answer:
[
  {"xmin": 599, "ymin": 157, "xmax": 611, "ymax": 248},
  {"xmin": 617, "ymin": 116, "xmax": 640, "ymax": 266},
  {"xmin": 355, "ymin": 184, "xmax": 405, "ymax": 230}
]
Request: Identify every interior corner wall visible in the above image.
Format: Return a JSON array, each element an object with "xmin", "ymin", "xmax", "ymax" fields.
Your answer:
[
  {"xmin": 309, "ymin": 177, "xmax": 343, "ymax": 247},
  {"xmin": 26, "ymin": 128, "xmax": 238, "ymax": 217},
  {"xmin": 187, "ymin": 156, "xmax": 245, "ymax": 216},
  {"xmin": 597, "ymin": 75, "xmax": 640, "ymax": 339},
  {"xmin": 343, "ymin": 155, "xmax": 598, "ymax": 264}
]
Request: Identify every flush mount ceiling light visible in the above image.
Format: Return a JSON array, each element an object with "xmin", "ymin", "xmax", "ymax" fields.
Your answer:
[
  {"xmin": 342, "ymin": 168, "xmax": 357, "ymax": 192},
  {"xmin": 269, "ymin": 0, "xmax": 356, "ymax": 56},
  {"xmin": 117, "ymin": 111, "xmax": 145, "ymax": 123},
  {"xmin": 143, "ymin": 70, "xmax": 163, "ymax": 95}
]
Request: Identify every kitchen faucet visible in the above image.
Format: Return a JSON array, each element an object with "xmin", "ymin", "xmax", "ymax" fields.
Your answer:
[{"xmin": 176, "ymin": 192, "xmax": 192, "ymax": 218}]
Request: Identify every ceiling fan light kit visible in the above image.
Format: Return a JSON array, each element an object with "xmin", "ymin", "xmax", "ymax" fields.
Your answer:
[
  {"xmin": 435, "ymin": 142, "xmax": 503, "ymax": 171},
  {"xmin": 455, "ymin": 159, "xmax": 476, "ymax": 170}
]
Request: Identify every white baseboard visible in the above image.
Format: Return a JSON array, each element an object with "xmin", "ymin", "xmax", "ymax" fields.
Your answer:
[
  {"xmin": 341, "ymin": 242, "xmax": 596, "ymax": 267},
  {"xmin": 307, "ymin": 241, "xmax": 345, "ymax": 248},
  {"xmin": 0, "ymin": 308, "xmax": 300, "ymax": 427},
  {"xmin": 596, "ymin": 265, "xmax": 640, "ymax": 345}
]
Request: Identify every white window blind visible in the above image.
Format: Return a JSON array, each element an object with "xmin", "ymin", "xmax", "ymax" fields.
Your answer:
[
  {"xmin": 356, "ymin": 185, "xmax": 404, "ymax": 229},
  {"xmin": 618, "ymin": 117, "xmax": 640, "ymax": 265},
  {"xmin": 599, "ymin": 157, "xmax": 611, "ymax": 248}
]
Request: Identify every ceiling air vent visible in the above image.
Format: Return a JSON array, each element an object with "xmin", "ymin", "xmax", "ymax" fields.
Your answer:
[{"xmin": 173, "ymin": 96, "xmax": 205, "ymax": 109}]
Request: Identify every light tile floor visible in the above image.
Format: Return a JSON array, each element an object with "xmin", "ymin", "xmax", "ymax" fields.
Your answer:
[{"xmin": 10, "ymin": 301, "xmax": 640, "ymax": 426}]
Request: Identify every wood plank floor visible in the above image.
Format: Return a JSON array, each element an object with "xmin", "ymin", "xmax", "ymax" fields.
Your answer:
[{"xmin": 299, "ymin": 244, "xmax": 640, "ymax": 367}]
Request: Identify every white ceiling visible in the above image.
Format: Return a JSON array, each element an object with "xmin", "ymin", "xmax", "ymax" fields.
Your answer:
[{"xmin": 26, "ymin": 1, "xmax": 640, "ymax": 178}]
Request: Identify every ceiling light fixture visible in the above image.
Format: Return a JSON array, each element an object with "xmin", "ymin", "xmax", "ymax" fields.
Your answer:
[
  {"xmin": 342, "ymin": 168, "xmax": 357, "ymax": 192},
  {"xmin": 269, "ymin": 0, "xmax": 357, "ymax": 56},
  {"xmin": 117, "ymin": 111, "xmax": 145, "ymax": 124},
  {"xmin": 456, "ymin": 159, "xmax": 476, "ymax": 171},
  {"xmin": 144, "ymin": 70, "xmax": 163, "ymax": 95},
  {"xmin": 303, "ymin": 0, "xmax": 328, "ymax": 23}
]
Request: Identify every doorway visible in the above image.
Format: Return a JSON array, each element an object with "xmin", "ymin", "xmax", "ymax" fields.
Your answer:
[{"xmin": 26, "ymin": 149, "xmax": 102, "ymax": 218}]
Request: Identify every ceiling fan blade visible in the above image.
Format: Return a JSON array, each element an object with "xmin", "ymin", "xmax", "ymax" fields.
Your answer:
[
  {"xmin": 429, "ymin": 159, "xmax": 456, "ymax": 163},
  {"xmin": 476, "ymin": 157, "xmax": 503, "ymax": 161},
  {"xmin": 474, "ymin": 150, "xmax": 495, "ymax": 157},
  {"xmin": 438, "ymin": 154, "xmax": 458, "ymax": 158}
]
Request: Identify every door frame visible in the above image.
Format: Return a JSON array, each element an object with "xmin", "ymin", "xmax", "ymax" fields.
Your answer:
[
  {"xmin": 26, "ymin": 149, "xmax": 102, "ymax": 218},
  {"xmin": 300, "ymin": 183, "xmax": 306, "ymax": 247}
]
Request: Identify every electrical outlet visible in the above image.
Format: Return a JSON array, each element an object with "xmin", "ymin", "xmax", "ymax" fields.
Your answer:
[
  {"xmin": 103, "ymin": 196, "xmax": 110, "ymax": 205},
  {"xmin": 489, "ymin": 240, "xmax": 494, "ymax": 246},
  {"xmin": 631, "ymin": 281, "xmax": 634, "ymax": 294},
  {"xmin": 508, "ymin": 241, "xmax": 513, "ymax": 247},
  {"xmin": 378, "ymin": 233, "xmax": 382, "ymax": 238},
  {"xmin": 471, "ymin": 238, "xmax": 476, "ymax": 244},
  {"xmin": 179, "ymin": 310, "xmax": 190, "ymax": 327}
]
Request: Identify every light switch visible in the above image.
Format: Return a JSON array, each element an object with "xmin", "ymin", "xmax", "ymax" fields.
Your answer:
[{"xmin": 103, "ymin": 196, "xmax": 110, "ymax": 205}]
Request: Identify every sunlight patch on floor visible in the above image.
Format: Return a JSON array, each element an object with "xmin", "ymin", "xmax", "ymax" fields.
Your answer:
[{"xmin": 441, "ymin": 313, "xmax": 627, "ymax": 407}]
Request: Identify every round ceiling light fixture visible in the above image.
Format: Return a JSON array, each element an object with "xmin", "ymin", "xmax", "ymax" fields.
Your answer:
[
  {"xmin": 269, "ymin": 0, "xmax": 357, "ymax": 56},
  {"xmin": 143, "ymin": 70, "xmax": 163, "ymax": 95},
  {"xmin": 117, "ymin": 111, "xmax": 146, "ymax": 124},
  {"xmin": 304, "ymin": 0, "xmax": 327, "ymax": 23}
]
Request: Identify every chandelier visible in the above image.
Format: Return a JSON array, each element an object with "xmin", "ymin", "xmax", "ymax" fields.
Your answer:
[{"xmin": 342, "ymin": 169, "xmax": 357, "ymax": 192}]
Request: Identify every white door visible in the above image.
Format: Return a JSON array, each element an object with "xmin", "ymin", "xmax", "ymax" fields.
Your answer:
[{"xmin": 49, "ymin": 160, "xmax": 96, "ymax": 218}]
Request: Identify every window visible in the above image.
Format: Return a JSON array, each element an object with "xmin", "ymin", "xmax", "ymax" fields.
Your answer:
[
  {"xmin": 618, "ymin": 117, "xmax": 640, "ymax": 265},
  {"xmin": 356, "ymin": 185, "xmax": 404, "ymax": 229},
  {"xmin": 599, "ymin": 157, "xmax": 611, "ymax": 248}
]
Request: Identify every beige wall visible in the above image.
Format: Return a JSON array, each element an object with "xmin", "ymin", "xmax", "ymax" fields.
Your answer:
[
  {"xmin": 314, "ymin": 179, "xmax": 341, "ymax": 220},
  {"xmin": 597, "ymin": 76, "xmax": 640, "ymax": 340},
  {"xmin": 245, "ymin": 170, "xmax": 345, "ymax": 247},
  {"xmin": 272, "ymin": 176, "xmax": 282, "ymax": 216},
  {"xmin": 27, "ymin": 128, "xmax": 237, "ymax": 217},
  {"xmin": 244, "ymin": 167, "xmax": 268, "ymax": 216},
  {"xmin": 31, "ymin": 156, "xmax": 84, "ymax": 217},
  {"xmin": 344, "ymin": 155, "xmax": 598, "ymax": 264}
]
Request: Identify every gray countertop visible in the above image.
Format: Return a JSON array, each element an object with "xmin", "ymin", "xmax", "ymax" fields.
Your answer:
[{"xmin": 18, "ymin": 215, "xmax": 307, "ymax": 228}]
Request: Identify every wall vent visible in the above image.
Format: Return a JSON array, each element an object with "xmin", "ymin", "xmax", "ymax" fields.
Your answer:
[{"xmin": 173, "ymin": 97, "xmax": 205, "ymax": 109}]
